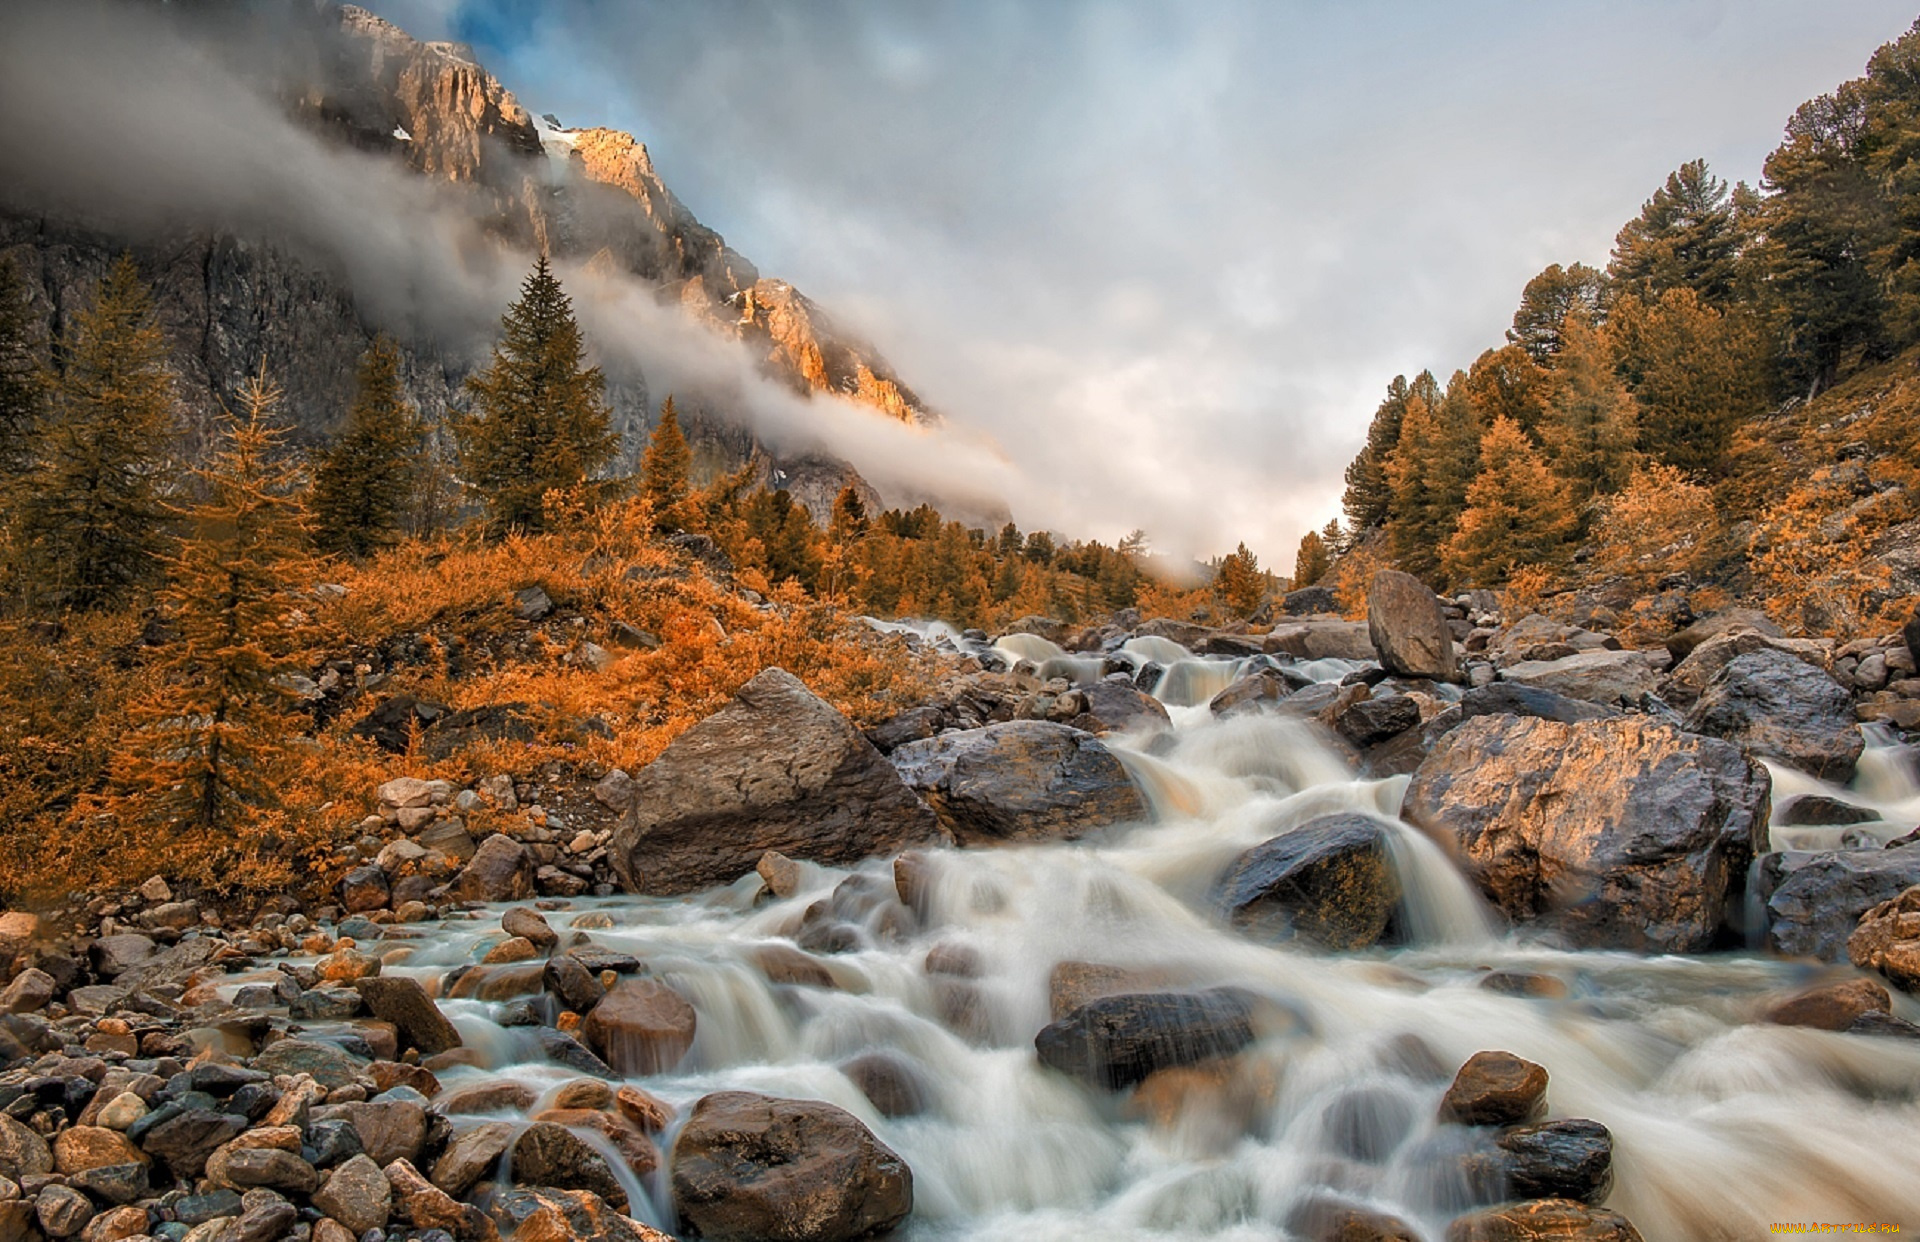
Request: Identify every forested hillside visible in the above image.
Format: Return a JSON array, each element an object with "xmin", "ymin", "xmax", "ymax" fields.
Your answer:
[{"xmin": 1333, "ymin": 18, "xmax": 1920, "ymax": 638}]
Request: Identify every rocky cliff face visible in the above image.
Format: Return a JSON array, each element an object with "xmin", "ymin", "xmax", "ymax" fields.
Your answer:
[{"xmin": 0, "ymin": 0, "xmax": 931, "ymax": 519}]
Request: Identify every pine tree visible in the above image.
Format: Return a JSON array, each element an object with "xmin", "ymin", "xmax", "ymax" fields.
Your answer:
[
  {"xmin": 20, "ymin": 255, "xmax": 178, "ymax": 611},
  {"xmin": 456, "ymin": 256, "xmax": 616, "ymax": 532},
  {"xmin": 1442, "ymin": 416, "xmax": 1578, "ymax": 586},
  {"xmin": 1343, "ymin": 374, "xmax": 1427, "ymax": 531},
  {"xmin": 1538, "ymin": 311, "xmax": 1639, "ymax": 506},
  {"xmin": 1319, "ymin": 518, "xmax": 1349, "ymax": 557},
  {"xmin": 829, "ymin": 484, "xmax": 871, "ymax": 544},
  {"xmin": 0, "ymin": 255, "xmax": 47, "ymax": 484},
  {"xmin": 1508, "ymin": 263, "xmax": 1608, "ymax": 362},
  {"xmin": 641, "ymin": 394, "xmax": 692, "ymax": 522},
  {"xmin": 1216, "ymin": 542, "xmax": 1265, "ymax": 617},
  {"xmin": 311, "ymin": 336, "xmax": 422, "ymax": 557},
  {"xmin": 1384, "ymin": 379, "xmax": 1481, "ymax": 583},
  {"xmin": 1459, "ymin": 344, "xmax": 1551, "ymax": 437},
  {"xmin": 1608, "ymin": 159, "xmax": 1742, "ymax": 306},
  {"xmin": 1608, "ymin": 289, "xmax": 1765, "ymax": 477},
  {"xmin": 1293, "ymin": 529, "xmax": 1330, "ymax": 587},
  {"xmin": 120, "ymin": 370, "xmax": 310, "ymax": 868}
]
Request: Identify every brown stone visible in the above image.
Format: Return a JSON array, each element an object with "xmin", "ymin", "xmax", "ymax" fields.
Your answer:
[
  {"xmin": 52, "ymin": 1127, "xmax": 145, "ymax": 1175},
  {"xmin": 0, "ymin": 1114, "xmax": 53, "ymax": 1180},
  {"xmin": 1439, "ymin": 1051, "xmax": 1549, "ymax": 1127},
  {"xmin": 610, "ymin": 668, "xmax": 944, "ymax": 895},
  {"xmin": 615, "ymin": 1086, "xmax": 674, "ymax": 1134},
  {"xmin": 370, "ymin": 1061, "xmax": 441, "ymax": 1098},
  {"xmin": 1761, "ymin": 977, "xmax": 1891, "ymax": 1030},
  {"xmin": 840, "ymin": 1051, "xmax": 931, "ymax": 1118},
  {"xmin": 1047, "ymin": 961, "xmax": 1166, "ymax": 1021},
  {"xmin": 582, "ymin": 980, "xmax": 696, "ymax": 1075},
  {"xmin": 1848, "ymin": 884, "xmax": 1920, "ymax": 992},
  {"xmin": 671, "ymin": 1091, "xmax": 913, "ymax": 1242},
  {"xmin": 440, "ymin": 1080, "xmax": 537, "ymax": 1115},
  {"xmin": 502, "ymin": 906, "xmax": 558, "ymax": 950},
  {"xmin": 483, "ymin": 936, "xmax": 540, "ymax": 964},
  {"xmin": 1290, "ymin": 1198, "xmax": 1422, "ymax": 1242},
  {"xmin": 751, "ymin": 944, "xmax": 836, "ymax": 989},
  {"xmin": 1368, "ymin": 569, "xmax": 1458, "ymax": 681},
  {"xmin": 510, "ymin": 1122, "xmax": 626, "ymax": 1208},
  {"xmin": 318, "ymin": 1100, "xmax": 428, "ymax": 1167},
  {"xmin": 532, "ymin": 1108, "xmax": 660, "ymax": 1178},
  {"xmin": 430, "ymin": 1121, "xmax": 516, "ymax": 1198},
  {"xmin": 385, "ymin": 1157, "xmax": 473, "ymax": 1234},
  {"xmin": 355, "ymin": 975, "xmax": 463, "ymax": 1055},
  {"xmin": 449, "ymin": 834, "xmax": 536, "ymax": 904},
  {"xmin": 549, "ymin": 1080, "xmax": 613, "ymax": 1111},
  {"xmin": 1447, "ymin": 1198, "xmax": 1645, "ymax": 1242},
  {"xmin": 757, "ymin": 850, "xmax": 802, "ymax": 898}
]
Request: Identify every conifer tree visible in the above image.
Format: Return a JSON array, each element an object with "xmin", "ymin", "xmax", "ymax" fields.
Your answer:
[
  {"xmin": 1319, "ymin": 518, "xmax": 1349, "ymax": 557},
  {"xmin": 456, "ymin": 256, "xmax": 616, "ymax": 532},
  {"xmin": 1293, "ymin": 529, "xmax": 1330, "ymax": 588},
  {"xmin": 121, "ymin": 371, "xmax": 309, "ymax": 864},
  {"xmin": 1384, "ymin": 380, "xmax": 1480, "ymax": 583},
  {"xmin": 641, "ymin": 394, "xmax": 692, "ymax": 521},
  {"xmin": 1459, "ymin": 344, "xmax": 1550, "ymax": 437},
  {"xmin": 1216, "ymin": 542, "xmax": 1265, "ymax": 617},
  {"xmin": 1508, "ymin": 263, "xmax": 1607, "ymax": 362},
  {"xmin": 1608, "ymin": 159, "xmax": 1742, "ymax": 307},
  {"xmin": 1342, "ymin": 374, "xmax": 1425, "ymax": 531},
  {"xmin": 1608, "ymin": 289, "xmax": 1765, "ymax": 477},
  {"xmin": 311, "ymin": 335, "xmax": 422, "ymax": 557},
  {"xmin": 1538, "ymin": 312, "xmax": 1639, "ymax": 506},
  {"xmin": 829, "ymin": 484, "xmax": 871, "ymax": 543},
  {"xmin": 0, "ymin": 255, "xmax": 46, "ymax": 484},
  {"xmin": 20, "ymin": 255, "xmax": 177, "ymax": 611},
  {"xmin": 1442, "ymin": 416, "xmax": 1578, "ymax": 586}
]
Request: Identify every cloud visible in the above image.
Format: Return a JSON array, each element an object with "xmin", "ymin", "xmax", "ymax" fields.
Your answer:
[{"xmin": 392, "ymin": 0, "xmax": 1914, "ymax": 566}]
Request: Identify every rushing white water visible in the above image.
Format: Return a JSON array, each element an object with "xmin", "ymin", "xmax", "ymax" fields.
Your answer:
[
  {"xmin": 1764, "ymin": 723, "xmax": 1920, "ymax": 850},
  {"xmin": 255, "ymin": 646, "xmax": 1920, "ymax": 1240}
]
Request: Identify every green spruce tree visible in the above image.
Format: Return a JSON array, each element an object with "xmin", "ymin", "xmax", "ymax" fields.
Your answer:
[
  {"xmin": 311, "ymin": 336, "xmax": 423, "ymax": 557},
  {"xmin": 456, "ymin": 256, "xmax": 616, "ymax": 532},
  {"xmin": 21, "ymin": 255, "xmax": 178, "ymax": 611},
  {"xmin": 1292, "ymin": 528, "xmax": 1330, "ymax": 587},
  {"xmin": 1538, "ymin": 311, "xmax": 1639, "ymax": 506},
  {"xmin": 1442, "ymin": 416, "xmax": 1578, "ymax": 586}
]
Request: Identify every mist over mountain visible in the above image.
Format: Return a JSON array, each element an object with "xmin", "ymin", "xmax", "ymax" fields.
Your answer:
[{"xmin": 0, "ymin": 0, "xmax": 1023, "ymax": 526}]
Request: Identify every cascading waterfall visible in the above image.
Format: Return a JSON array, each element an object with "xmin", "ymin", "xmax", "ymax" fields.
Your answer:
[{"xmin": 247, "ymin": 638, "xmax": 1920, "ymax": 1240}]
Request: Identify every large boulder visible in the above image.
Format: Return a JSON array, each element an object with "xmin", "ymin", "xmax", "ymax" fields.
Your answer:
[
  {"xmin": 1662, "ymin": 630, "xmax": 1831, "ymax": 708},
  {"xmin": 1033, "ymin": 989, "xmax": 1257, "ymax": 1089},
  {"xmin": 1214, "ymin": 814, "xmax": 1403, "ymax": 950},
  {"xmin": 610, "ymin": 668, "xmax": 945, "ymax": 895},
  {"xmin": 1447, "ymin": 1200, "xmax": 1645, "ymax": 1242},
  {"xmin": 1684, "ymin": 648, "xmax": 1863, "ymax": 781},
  {"xmin": 1403, "ymin": 715, "xmax": 1769, "ymax": 952},
  {"xmin": 1757, "ymin": 845, "xmax": 1920, "ymax": 961},
  {"xmin": 1497, "ymin": 650, "xmax": 1663, "ymax": 708},
  {"xmin": 1367, "ymin": 570, "xmax": 1458, "ymax": 681},
  {"xmin": 670, "ymin": 1091, "xmax": 912, "ymax": 1242},
  {"xmin": 890, "ymin": 720, "xmax": 1148, "ymax": 844},
  {"xmin": 1068, "ymin": 679, "xmax": 1172, "ymax": 735}
]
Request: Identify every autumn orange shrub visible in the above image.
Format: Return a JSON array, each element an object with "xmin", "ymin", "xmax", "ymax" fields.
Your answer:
[{"xmin": 1750, "ymin": 467, "xmax": 1904, "ymax": 636}]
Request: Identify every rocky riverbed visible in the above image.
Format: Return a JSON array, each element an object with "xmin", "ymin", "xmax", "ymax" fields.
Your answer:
[{"xmin": 4, "ymin": 573, "xmax": 1920, "ymax": 1241}]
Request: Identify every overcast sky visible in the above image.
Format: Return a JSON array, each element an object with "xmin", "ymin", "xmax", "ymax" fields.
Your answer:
[{"xmin": 367, "ymin": 0, "xmax": 1913, "ymax": 566}]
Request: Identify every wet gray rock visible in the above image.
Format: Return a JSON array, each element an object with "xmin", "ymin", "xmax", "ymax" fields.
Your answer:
[
  {"xmin": 1404, "ymin": 715, "xmax": 1768, "ymax": 953},
  {"xmin": 891, "ymin": 720, "xmax": 1148, "ymax": 844},
  {"xmin": 1215, "ymin": 814, "xmax": 1403, "ymax": 950},
  {"xmin": 1488, "ymin": 1119, "xmax": 1613, "ymax": 1204},
  {"xmin": 1439, "ymin": 1051, "xmax": 1548, "ymax": 1127},
  {"xmin": 1068, "ymin": 679, "xmax": 1171, "ymax": 735},
  {"xmin": 1208, "ymin": 665, "xmax": 1314, "ymax": 717},
  {"xmin": 509, "ymin": 1122, "xmax": 626, "ymax": 1207},
  {"xmin": 1335, "ymin": 694, "xmax": 1421, "ymax": 747},
  {"xmin": 1034, "ymin": 989, "xmax": 1258, "ymax": 1090},
  {"xmin": 611, "ymin": 668, "xmax": 944, "ymax": 895},
  {"xmin": 542, "ymin": 954, "xmax": 607, "ymax": 1014},
  {"xmin": 1757, "ymin": 844, "xmax": 1920, "ymax": 961},
  {"xmin": 1498, "ymin": 650, "xmax": 1662, "ymax": 708},
  {"xmin": 312, "ymin": 1153, "xmax": 391, "ymax": 1234},
  {"xmin": 1685, "ymin": 648, "xmax": 1863, "ymax": 781},
  {"xmin": 671, "ymin": 1091, "xmax": 913, "ymax": 1242}
]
